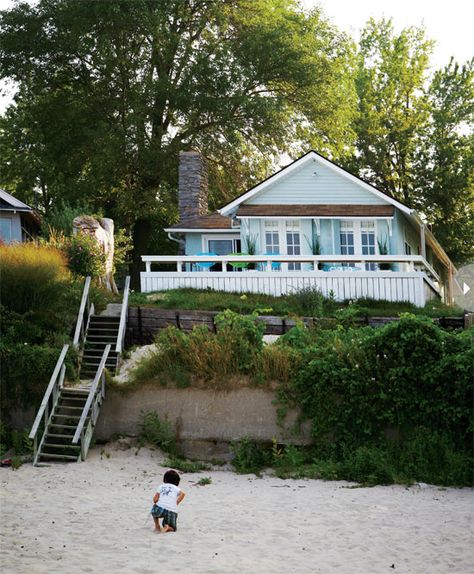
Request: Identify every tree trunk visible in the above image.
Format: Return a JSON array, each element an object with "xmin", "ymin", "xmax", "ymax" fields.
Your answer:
[{"xmin": 130, "ymin": 217, "xmax": 153, "ymax": 290}]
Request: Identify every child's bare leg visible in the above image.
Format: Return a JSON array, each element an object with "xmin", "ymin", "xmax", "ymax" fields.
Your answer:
[
  {"xmin": 153, "ymin": 516, "xmax": 162, "ymax": 531},
  {"xmin": 162, "ymin": 524, "xmax": 175, "ymax": 533}
]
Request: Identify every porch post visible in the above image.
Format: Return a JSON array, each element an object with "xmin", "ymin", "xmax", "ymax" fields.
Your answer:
[
  {"xmin": 420, "ymin": 224, "xmax": 426, "ymax": 259},
  {"xmin": 447, "ymin": 263, "xmax": 454, "ymax": 305}
]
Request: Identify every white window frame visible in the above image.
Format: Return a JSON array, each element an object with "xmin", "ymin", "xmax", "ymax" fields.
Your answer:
[
  {"xmin": 339, "ymin": 219, "xmax": 379, "ymax": 269},
  {"xmin": 202, "ymin": 234, "xmax": 240, "ymax": 254},
  {"xmin": 260, "ymin": 219, "xmax": 302, "ymax": 271}
]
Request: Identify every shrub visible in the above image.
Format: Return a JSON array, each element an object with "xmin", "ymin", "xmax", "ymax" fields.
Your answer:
[
  {"xmin": 0, "ymin": 243, "xmax": 69, "ymax": 314},
  {"xmin": 341, "ymin": 446, "xmax": 394, "ymax": 486},
  {"xmin": 132, "ymin": 310, "xmax": 266, "ymax": 385},
  {"xmin": 64, "ymin": 233, "xmax": 106, "ymax": 278},
  {"xmin": 231, "ymin": 438, "xmax": 272, "ymax": 475},
  {"xmin": 288, "ymin": 286, "xmax": 325, "ymax": 317},
  {"xmin": 138, "ymin": 410, "xmax": 176, "ymax": 454}
]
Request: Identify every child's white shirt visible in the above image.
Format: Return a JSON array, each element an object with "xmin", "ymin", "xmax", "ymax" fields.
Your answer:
[{"xmin": 156, "ymin": 483, "xmax": 181, "ymax": 512}]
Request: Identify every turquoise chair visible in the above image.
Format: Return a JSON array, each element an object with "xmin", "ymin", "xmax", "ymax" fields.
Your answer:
[{"xmin": 195, "ymin": 252, "xmax": 217, "ymax": 271}]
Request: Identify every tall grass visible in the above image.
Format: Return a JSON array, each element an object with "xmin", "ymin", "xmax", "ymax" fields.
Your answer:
[{"xmin": 0, "ymin": 243, "xmax": 70, "ymax": 314}]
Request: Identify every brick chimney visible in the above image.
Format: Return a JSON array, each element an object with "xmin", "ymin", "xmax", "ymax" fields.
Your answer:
[{"xmin": 178, "ymin": 151, "xmax": 208, "ymax": 221}]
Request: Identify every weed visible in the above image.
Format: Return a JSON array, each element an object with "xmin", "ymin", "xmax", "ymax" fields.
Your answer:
[
  {"xmin": 165, "ymin": 457, "xmax": 210, "ymax": 473},
  {"xmin": 197, "ymin": 476, "xmax": 212, "ymax": 486},
  {"xmin": 138, "ymin": 410, "xmax": 176, "ymax": 455},
  {"xmin": 231, "ymin": 438, "xmax": 271, "ymax": 475}
]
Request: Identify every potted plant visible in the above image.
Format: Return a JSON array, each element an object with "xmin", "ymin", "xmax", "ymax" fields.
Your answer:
[
  {"xmin": 305, "ymin": 234, "xmax": 322, "ymax": 269},
  {"xmin": 377, "ymin": 236, "xmax": 391, "ymax": 270}
]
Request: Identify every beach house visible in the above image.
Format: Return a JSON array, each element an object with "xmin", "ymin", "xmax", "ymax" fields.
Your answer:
[
  {"xmin": 141, "ymin": 151, "xmax": 455, "ymax": 307},
  {"xmin": 0, "ymin": 188, "xmax": 40, "ymax": 243}
]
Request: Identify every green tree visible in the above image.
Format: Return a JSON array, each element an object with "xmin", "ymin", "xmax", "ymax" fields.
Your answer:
[
  {"xmin": 414, "ymin": 59, "xmax": 474, "ymax": 265},
  {"xmin": 350, "ymin": 18, "xmax": 433, "ymax": 204},
  {"xmin": 0, "ymin": 0, "xmax": 356, "ymax": 285}
]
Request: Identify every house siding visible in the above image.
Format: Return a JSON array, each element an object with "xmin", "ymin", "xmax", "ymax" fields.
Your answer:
[
  {"xmin": 0, "ymin": 212, "xmax": 22, "ymax": 243},
  {"xmin": 246, "ymin": 160, "xmax": 389, "ymax": 206}
]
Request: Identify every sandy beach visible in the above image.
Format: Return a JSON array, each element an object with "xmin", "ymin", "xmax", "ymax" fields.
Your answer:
[{"xmin": 1, "ymin": 443, "xmax": 473, "ymax": 574}]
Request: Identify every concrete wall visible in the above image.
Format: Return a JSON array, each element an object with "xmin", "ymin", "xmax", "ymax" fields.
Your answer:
[{"xmin": 94, "ymin": 386, "xmax": 311, "ymax": 458}]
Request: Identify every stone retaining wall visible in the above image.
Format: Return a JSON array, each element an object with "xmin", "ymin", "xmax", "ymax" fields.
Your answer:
[{"xmin": 94, "ymin": 386, "xmax": 311, "ymax": 460}]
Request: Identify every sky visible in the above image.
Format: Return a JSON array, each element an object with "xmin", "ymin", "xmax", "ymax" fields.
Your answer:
[{"xmin": 0, "ymin": 0, "xmax": 473, "ymax": 112}]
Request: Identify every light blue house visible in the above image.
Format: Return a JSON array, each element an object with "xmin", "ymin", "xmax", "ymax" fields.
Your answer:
[
  {"xmin": 141, "ymin": 151, "xmax": 455, "ymax": 306},
  {"xmin": 0, "ymin": 189, "xmax": 40, "ymax": 243}
]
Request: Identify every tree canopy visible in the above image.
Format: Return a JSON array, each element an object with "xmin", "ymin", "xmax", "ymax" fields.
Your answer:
[
  {"xmin": 0, "ymin": 2, "xmax": 472, "ymax": 270},
  {"xmin": 0, "ymin": 0, "xmax": 356, "ymax": 282}
]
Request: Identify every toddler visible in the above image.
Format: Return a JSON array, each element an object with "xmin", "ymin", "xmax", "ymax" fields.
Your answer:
[{"xmin": 151, "ymin": 469, "xmax": 185, "ymax": 532}]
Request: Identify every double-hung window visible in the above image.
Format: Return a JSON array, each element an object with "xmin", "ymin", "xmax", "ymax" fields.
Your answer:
[
  {"xmin": 264, "ymin": 221, "xmax": 280, "ymax": 254},
  {"xmin": 361, "ymin": 220, "xmax": 376, "ymax": 270},
  {"xmin": 340, "ymin": 220, "xmax": 355, "ymax": 267},
  {"xmin": 339, "ymin": 219, "xmax": 379, "ymax": 270},
  {"xmin": 286, "ymin": 220, "xmax": 301, "ymax": 270}
]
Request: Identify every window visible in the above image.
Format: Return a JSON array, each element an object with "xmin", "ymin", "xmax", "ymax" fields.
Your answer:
[
  {"xmin": 264, "ymin": 220, "xmax": 280, "ymax": 254},
  {"xmin": 404, "ymin": 241, "xmax": 412, "ymax": 255},
  {"xmin": 361, "ymin": 220, "xmax": 376, "ymax": 270},
  {"xmin": 340, "ymin": 220, "xmax": 355, "ymax": 267},
  {"xmin": 286, "ymin": 220, "xmax": 301, "ymax": 270},
  {"xmin": 339, "ymin": 219, "xmax": 381, "ymax": 270},
  {"xmin": 0, "ymin": 218, "xmax": 12, "ymax": 243},
  {"xmin": 207, "ymin": 238, "xmax": 240, "ymax": 255}
]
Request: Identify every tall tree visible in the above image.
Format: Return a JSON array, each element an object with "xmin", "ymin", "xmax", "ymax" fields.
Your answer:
[
  {"xmin": 414, "ymin": 59, "xmax": 474, "ymax": 265},
  {"xmin": 351, "ymin": 18, "xmax": 433, "ymax": 204},
  {"xmin": 0, "ymin": 0, "xmax": 356, "ymax": 284}
]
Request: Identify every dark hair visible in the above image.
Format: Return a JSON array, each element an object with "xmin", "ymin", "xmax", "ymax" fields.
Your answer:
[{"xmin": 163, "ymin": 469, "xmax": 180, "ymax": 486}]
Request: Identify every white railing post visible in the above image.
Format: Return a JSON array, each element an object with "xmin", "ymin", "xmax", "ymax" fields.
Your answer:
[
  {"xmin": 222, "ymin": 260, "xmax": 228, "ymax": 272},
  {"xmin": 177, "ymin": 261, "xmax": 183, "ymax": 272}
]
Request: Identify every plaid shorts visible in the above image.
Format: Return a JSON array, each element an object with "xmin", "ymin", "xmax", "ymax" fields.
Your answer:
[{"xmin": 151, "ymin": 504, "xmax": 178, "ymax": 531}]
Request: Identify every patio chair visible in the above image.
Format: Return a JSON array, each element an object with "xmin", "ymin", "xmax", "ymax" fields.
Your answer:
[
  {"xmin": 229, "ymin": 253, "xmax": 249, "ymax": 271},
  {"xmin": 194, "ymin": 252, "xmax": 217, "ymax": 271},
  {"xmin": 259, "ymin": 252, "xmax": 281, "ymax": 271}
]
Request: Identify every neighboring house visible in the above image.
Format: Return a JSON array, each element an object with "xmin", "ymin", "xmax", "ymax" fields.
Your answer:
[
  {"xmin": 141, "ymin": 151, "xmax": 455, "ymax": 306},
  {"xmin": 0, "ymin": 189, "xmax": 40, "ymax": 243}
]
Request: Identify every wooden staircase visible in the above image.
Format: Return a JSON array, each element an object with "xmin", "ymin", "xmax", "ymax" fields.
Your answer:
[
  {"xmin": 36, "ymin": 388, "xmax": 89, "ymax": 463},
  {"xmin": 80, "ymin": 315, "xmax": 120, "ymax": 378},
  {"xmin": 29, "ymin": 277, "xmax": 130, "ymax": 465}
]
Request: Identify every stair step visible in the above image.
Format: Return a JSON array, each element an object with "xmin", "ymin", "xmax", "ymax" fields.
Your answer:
[
  {"xmin": 46, "ymin": 433, "xmax": 76, "ymax": 439},
  {"xmin": 56, "ymin": 406, "xmax": 84, "ymax": 411},
  {"xmin": 49, "ymin": 424, "xmax": 77, "ymax": 429},
  {"xmin": 61, "ymin": 390, "xmax": 90, "ymax": 396},
  {"xmin": 52, "ymin": 414, "xmax": 82, "ymax": 419},
  {"xmin": 39, "ymin": 453, "xmax": 79, "ymax": 461},
  {"xmin": 43, "ymin": 442, "xmax": 81, "ymax": 449}
]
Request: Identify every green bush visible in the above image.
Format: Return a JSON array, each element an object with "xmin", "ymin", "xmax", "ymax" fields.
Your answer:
[
  {"xmin": 231, "ymin": 438, "xmax": 272, "ymax": 475},
  {"xmin": 138, "ymin": 410, "xmax": 176, "ymax": 454},
  {"xmin": 65, "ymin": 233, "xmax": 106, "ymax": 278},
  {"xmin": 341, "ymin": 446, "xmax": 394, "ymax": 486},
  {"xmin": 287, "ymin": 286, "xmax": 325, "ymax": 317},
  {"xmin": 132, "ymin": 310, "xmax": 266, "ymax": 385}
]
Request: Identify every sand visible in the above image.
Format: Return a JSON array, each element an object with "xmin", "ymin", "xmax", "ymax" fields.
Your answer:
[{"xmin": 1, "ymin": 444, "xmax": 473, "ymax": 574}]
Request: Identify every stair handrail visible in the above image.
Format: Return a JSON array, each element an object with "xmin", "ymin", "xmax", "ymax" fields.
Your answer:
[
  {"xmin": 29, "ymin": 344, "xmax": 69, "ymax": 458},
  {"xmin": 72, "ymin": 344, "xmax": 111, "ymax": 453},
  {"xmin": 115, "ymin": 275, "xmax": 130, "ymax": 356},
  {"xmin": 73, "ymin": 276, "xmax": 92, "ymax": 348}
]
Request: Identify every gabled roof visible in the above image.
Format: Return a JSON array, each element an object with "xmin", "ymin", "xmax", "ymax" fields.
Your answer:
[
  {"xmin": 218, "ymin": 150, "xmax": 412, "ymax": 217},
  {"xmin": 0, "ymin": 189, "xmax": 33, "ymax": 212}
]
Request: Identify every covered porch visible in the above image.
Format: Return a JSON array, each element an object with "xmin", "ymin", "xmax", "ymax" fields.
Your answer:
[{"xmin": 140, "ymin": 254, "xmax": 444, "ymax": 307}]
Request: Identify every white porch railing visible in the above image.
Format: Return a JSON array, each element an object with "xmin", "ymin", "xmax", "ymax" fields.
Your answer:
[{"xmin": 140, "ymin": 254, "xmax": 442, "ymax": 307}]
